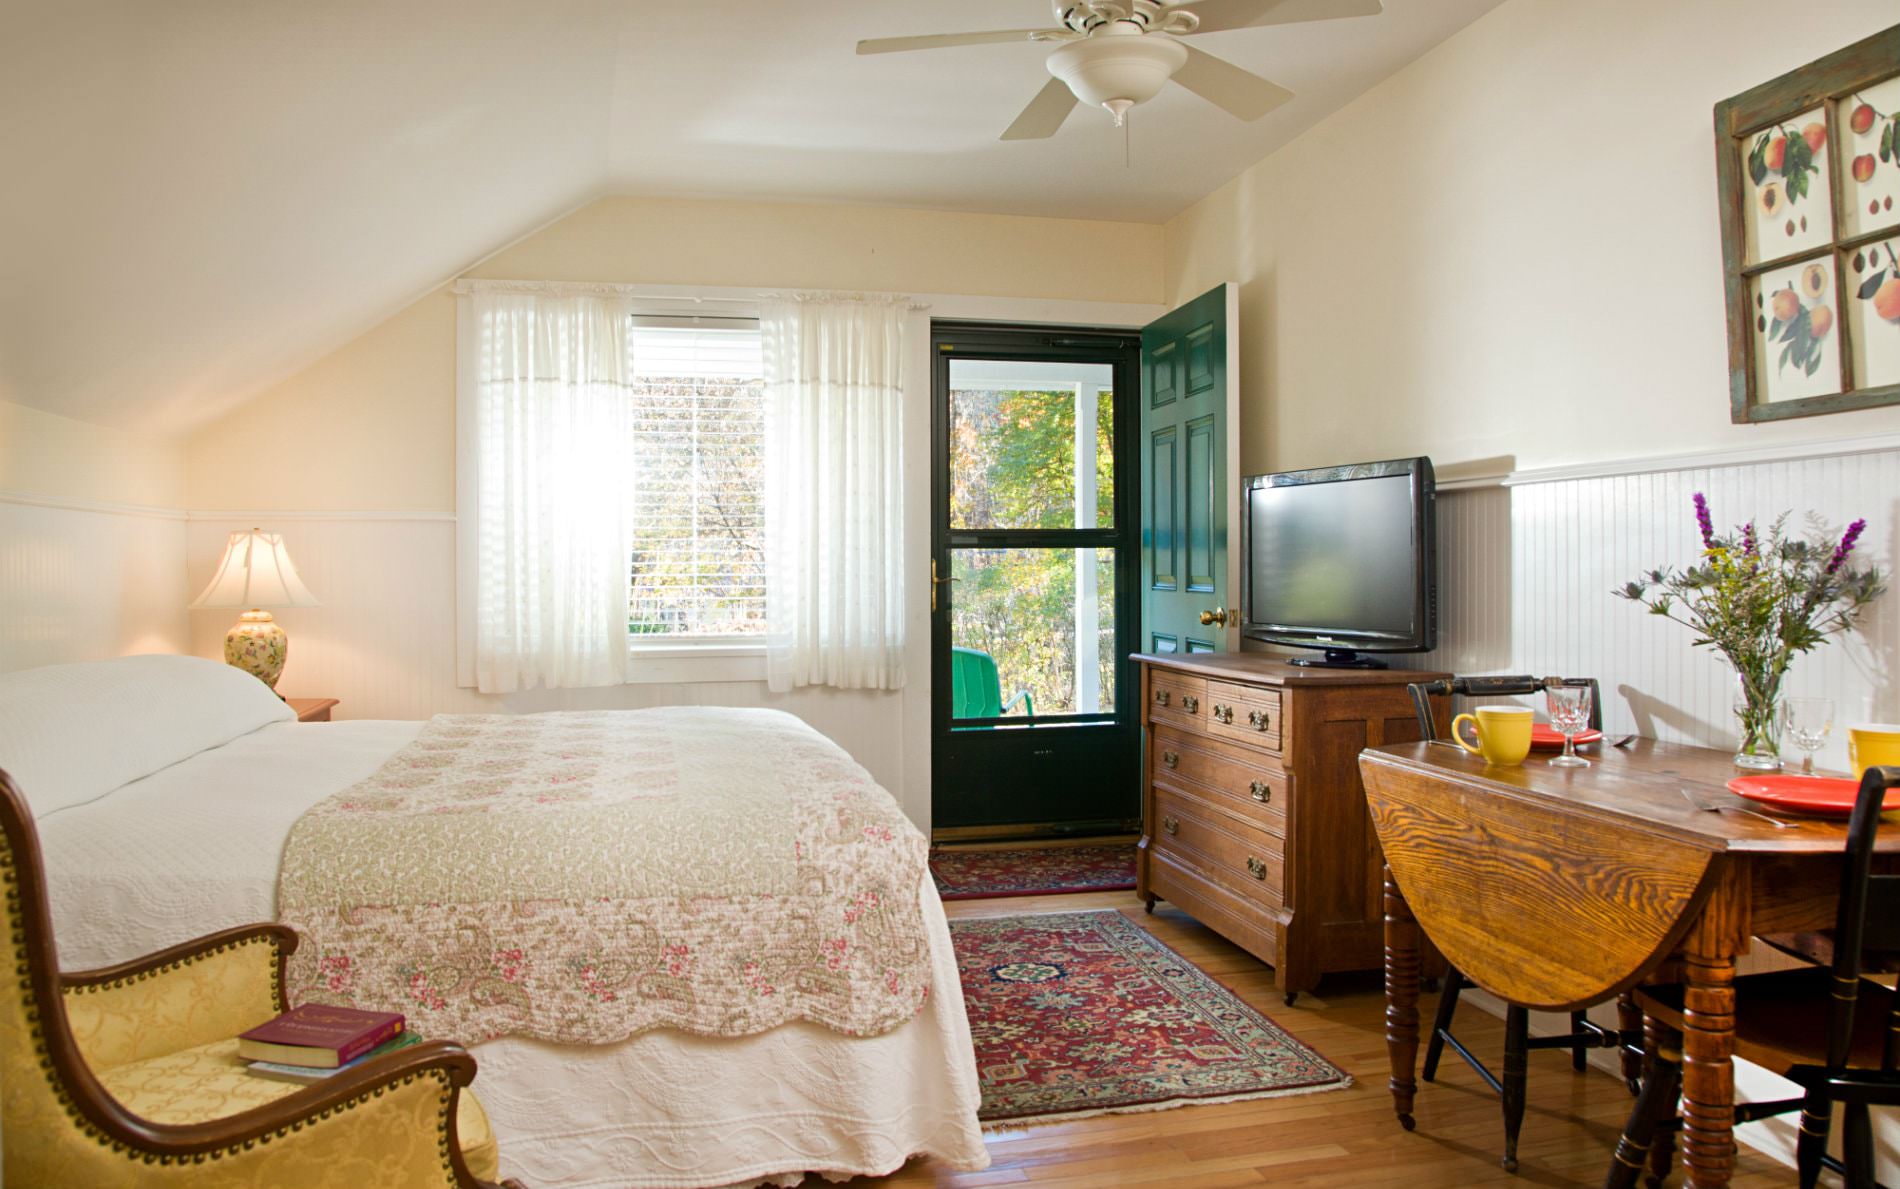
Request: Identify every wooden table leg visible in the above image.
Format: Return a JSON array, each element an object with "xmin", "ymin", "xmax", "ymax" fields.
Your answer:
[
  {"xmin": 1680, "ymin": 952, "xmax": 1737, "ymax": 1188},
  {"xmin": 1383, "ymin": 863, "xmax": 1420, "ymax": 1131}
]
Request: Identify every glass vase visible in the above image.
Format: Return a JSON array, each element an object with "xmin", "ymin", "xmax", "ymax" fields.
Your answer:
[{"xmin": 1731, "ymin": 669, "xmax": 1784, "ymax": 771}]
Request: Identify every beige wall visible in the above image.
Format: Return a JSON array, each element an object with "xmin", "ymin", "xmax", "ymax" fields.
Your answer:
[
  {"xmin": 1165, "ymin": 0, "xmax": 1900, "ymax": 477},
  {"xmin": 186, "ymin": 195, "xmax": 1165, "ymax": 512},
  {"xmin": 0, "ymin": 400, "xmax": 185, "ymax": 508}
]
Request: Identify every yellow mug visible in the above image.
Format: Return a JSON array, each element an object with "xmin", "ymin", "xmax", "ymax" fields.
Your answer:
[
  {"xmin": 1848, "ymin": 724, "xmax": 1900, "ymax": 774},
  {"xmin": 1450, "ymin": 705, "xmax": 1535, "ymax": 767}
]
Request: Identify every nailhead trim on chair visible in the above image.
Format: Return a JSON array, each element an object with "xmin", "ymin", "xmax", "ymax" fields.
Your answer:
[
  {"xmin": 63, "ymin": 933, "xmax": 284, "ymax": 1006},
  {"xmin": 4, "ymin": 839, "xmax": 464, "ymax": 1183}
]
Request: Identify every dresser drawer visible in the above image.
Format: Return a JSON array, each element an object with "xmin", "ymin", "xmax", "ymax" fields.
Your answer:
[
  {"xmin": 1204, "ymin": 681, "xmax": 1284, "ymax": 754},
  {"xmin": 1152, "ymin": 783, "xmax": 1285, "ymax": 905},
  {"xmin": 1147, "ymin": 670, "xmax": 1207, "ymax": 731},
  {"xmin": 1150, "ymin": 724, "xmax": 1288, "ymax": 830}
]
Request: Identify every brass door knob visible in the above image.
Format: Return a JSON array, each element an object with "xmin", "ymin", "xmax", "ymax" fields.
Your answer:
[
  {"xmin": 1246, "ymin": 856, "xmax": 1268, "ymax": 880},
  {"xmin": 1162, "ymin": 816, "xmax": 1179, "ymax": 836},
  {"xmin": 1198, "ymin": 607, "xmax": 1229, "ymax": 627},
  {"xmin": 1249, "ymin": 780, "xmax": 1272, "ymax": 803},
  {"xmin": 1161, "ymin": 750, "xmax": 1179, "ymax": 770}
]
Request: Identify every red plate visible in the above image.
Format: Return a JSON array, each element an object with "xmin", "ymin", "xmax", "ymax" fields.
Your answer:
[
  {"xmin": 1529, "ymin": 725, "xmax": 1601, "ymax": 750},
  {"xmin": 1726, "ymin": 775, "xmax": 1900, "ymax": 817}
]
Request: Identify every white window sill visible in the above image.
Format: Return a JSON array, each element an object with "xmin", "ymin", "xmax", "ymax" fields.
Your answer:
[{"xmin": 626, "ymin": 640, "xmax": 767, "ymax": 685}]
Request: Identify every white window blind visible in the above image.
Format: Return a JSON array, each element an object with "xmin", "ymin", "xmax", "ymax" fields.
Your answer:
[{"xmin": 628, "ymin": 322, "xmax": 766, "ymax": 639}]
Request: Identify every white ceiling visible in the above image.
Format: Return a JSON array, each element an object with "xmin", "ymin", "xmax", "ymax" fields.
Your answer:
[{"xmin": 0, "ymin": 0, "xmax": 1502, "ymax": 436}]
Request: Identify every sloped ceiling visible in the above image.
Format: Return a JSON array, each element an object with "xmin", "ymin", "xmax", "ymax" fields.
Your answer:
[{"xmin": 0, "ymin": 0, "xmax": 1501, "ymax": 435}]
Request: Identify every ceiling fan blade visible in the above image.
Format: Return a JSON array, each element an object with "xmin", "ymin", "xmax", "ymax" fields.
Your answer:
[
  {"xmin": 1001, "ymin": 77, "xmax": 1080, "ymax": 141},
  {"xmin": 856, "ymin": 28, "xmax": 1059, "ymax": 55},
  {"xmin": 1172, "ymin": 45, "xmax": 1294, "ymax": 121},
  {"xmin": 1170, "ymin": 0, "xmax": 1383, "ymax": 36}
]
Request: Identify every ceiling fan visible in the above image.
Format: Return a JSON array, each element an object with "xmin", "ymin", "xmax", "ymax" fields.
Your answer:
[{"xmin": 856, "ymin": 0, "xmax": 1383, "ymax": 140}]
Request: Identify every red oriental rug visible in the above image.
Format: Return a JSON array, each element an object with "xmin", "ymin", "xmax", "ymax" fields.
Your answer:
[
  {"xmin": 929, "ymin": 844, "xmax": 1137, "ymax": 901},
  {"xmin": 950, "ymin": 910, "xmax": 1350, "ymax": 1124}
]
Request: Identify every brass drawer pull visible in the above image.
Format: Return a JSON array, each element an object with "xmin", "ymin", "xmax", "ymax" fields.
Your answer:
[
  {"xmin": 1162, "ymin": 815, "xmax": 1179, "ymax": 836},
  {"xmin": 1246, "ymin": 856, "xmax": 1268, "ymax": 880},
  {"xmin": 1180, "ymin": 695, "xmax": 1199, "ymax": 714},
  {"xmin": 1211, "ymin": 704, "xmax": 1234, "ymax": 724},
  {"xmin": 1162, "ymin": 750, "xmax": 1179, "ymax": 770},
  {"xmin": 1248, "ymin": 708, "xmax": 1272, "ymax": 732},
  {"xmin": 1249, "ymin": 780, "xmax": 1272, "ymax": 804},
  {"xmin": 1153, "ymin": 689, "xmax": 1171, "ymax": 706}
]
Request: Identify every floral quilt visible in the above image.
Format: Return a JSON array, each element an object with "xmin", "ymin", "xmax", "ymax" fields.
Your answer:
[{"xmin": 277, "ymin": 708, "xmax": 932, "ymax": 1043}]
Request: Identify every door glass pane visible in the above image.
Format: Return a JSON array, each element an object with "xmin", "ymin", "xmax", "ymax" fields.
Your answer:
[
  {"xmin": 950, "ymin": 548, "xmax": 1115, "ymax": 719},
  {"xmin": 949, "ymin": 359, "xmax": 1114, "ymax": 530}
]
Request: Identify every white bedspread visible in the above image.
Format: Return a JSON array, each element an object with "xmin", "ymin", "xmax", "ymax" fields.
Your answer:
[{"xmin": 38, "ymin": 720, "xmax": 987, "ymax": 1189}]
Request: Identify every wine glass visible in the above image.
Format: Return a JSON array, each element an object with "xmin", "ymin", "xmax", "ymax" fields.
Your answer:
[
  {"xmin": 1546, "ymin": 682, "xmax": 1594, "ymax": 768},
  {"xmin": 1782, "ymin": 697, "xmax": 1835, "ymax": 776}
]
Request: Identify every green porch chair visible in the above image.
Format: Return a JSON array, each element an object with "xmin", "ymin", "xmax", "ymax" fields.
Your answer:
[{"xmin": 951, "ymin": 647, "xmax": 1033, "ymax": 719}]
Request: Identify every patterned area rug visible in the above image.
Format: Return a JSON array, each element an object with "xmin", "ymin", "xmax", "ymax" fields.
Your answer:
[
  {"xmin": 951, "ymin": 910, "xmax": 1350, "ymax": 1124},
  {"xmin": 929, "ymin": 843, "xmax": 1137, "ymax": 901}
]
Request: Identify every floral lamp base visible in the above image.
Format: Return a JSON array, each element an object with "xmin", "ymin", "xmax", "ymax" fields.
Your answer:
[{"xmin": 225, "ymin": 609, "xmax": 288, "ymax": 690}]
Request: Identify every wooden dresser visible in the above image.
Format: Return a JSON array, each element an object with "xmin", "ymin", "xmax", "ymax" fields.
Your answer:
[{"xmin": 1135, "ymin": 652, "xmax": 1448, "ymax": 1003}]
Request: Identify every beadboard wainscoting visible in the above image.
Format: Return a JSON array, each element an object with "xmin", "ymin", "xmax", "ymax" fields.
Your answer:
[
  {"xmin": 184, "ymin": 515, "xmax": 930, "ymax": 826},
  {"xmin": 0, "ymin": 493, "xmax": 189, "ymax": 672},
  {"xmin": 1510, "ymin": 450, "xmax": 1897, "ymax": 774}
]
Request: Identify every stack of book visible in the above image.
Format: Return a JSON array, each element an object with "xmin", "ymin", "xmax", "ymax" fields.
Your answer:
[{"xmin": 237, "ymin": 1004, "xmax": 419, "ymax": 1084}]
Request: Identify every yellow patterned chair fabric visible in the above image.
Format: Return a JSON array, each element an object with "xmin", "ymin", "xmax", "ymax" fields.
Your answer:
[{"xmin": 0, "ymin": 768, "xmax": 516, "ymax": 1188}]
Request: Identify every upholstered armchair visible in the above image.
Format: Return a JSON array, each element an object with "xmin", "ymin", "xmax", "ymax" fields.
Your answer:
[{"xmin": 0, "ymin": 769, "xmax": 518, "ymax": 1188}]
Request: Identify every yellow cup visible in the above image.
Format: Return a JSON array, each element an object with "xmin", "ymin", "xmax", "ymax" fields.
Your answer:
[
  {"xmin": 1848, "ymin": 724, "xmax": 1900, "ymax": 774},
  {"xmin": 1450, "ymin": 705, "xmax": 1535, "ymax": 767}
]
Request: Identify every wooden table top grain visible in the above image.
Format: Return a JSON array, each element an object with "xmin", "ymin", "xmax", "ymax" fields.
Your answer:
[
  {"xmin": 1361, "ymin": 738, "xmax": 1878, "ymax": 1189},
  {"xmin": 1366, "ymin": 737, "xmax": 1899, "ymax": 854}
]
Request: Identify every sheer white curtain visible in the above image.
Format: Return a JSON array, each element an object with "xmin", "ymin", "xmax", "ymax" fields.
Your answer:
[
  {"xmin": 467, "ymin": 291, "xmax": 635, "ymax": 693},
  {"xmin": 761, "ymin": 295, "xmax": 911, "ymax": 692}
]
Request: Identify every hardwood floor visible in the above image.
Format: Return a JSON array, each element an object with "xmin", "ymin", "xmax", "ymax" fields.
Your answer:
[{"xmin": 847, "ymin": 889, "xmax": 1792, "ymax": 1188}]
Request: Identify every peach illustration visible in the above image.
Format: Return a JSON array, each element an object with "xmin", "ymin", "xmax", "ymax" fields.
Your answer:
[
  {"xmin": 1759, "ymin": 182, "xmax": 1784, "ymax": 215},
  {"xmin": 1803, "ymin": 123, "xmax": 1826, "ymax": 153},
  {"xmin": 1801, "ymin": 263, "xmax": 1829, "ymax": 299},
  {"xmin": 1765, "ymin": 136, "xmax": 1787, "ymax": 172},
  {"xmin": 1854, "ymin": 154, "xmax": 1877, "ymax": 183},
  {"xmin": 1852, "ymin": 104, "xmax": 1876, "ymax": 135},
  {"xmin": 1876, "ymin": 278, "xmax": 1900, "ymax": 323},
  {"xmin": 1771, "ymin": 288, "xmax": 1801, "ymax": 322},
  {"xmin": 1808, "ymin": 304, "xmax": 1832, "ymax": 339}
]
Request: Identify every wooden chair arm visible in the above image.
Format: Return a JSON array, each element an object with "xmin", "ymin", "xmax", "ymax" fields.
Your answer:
[
  {"xmin": 62, "ymin": 922, "xmax": 299, "ymax": 995},
  {"xmin": 66, "ymin": 1039, "xmax": 508, "ymax": 1187},
  {"xmin": 61, "ymin": 924, "xmax": 299, "ymax": 1071}
]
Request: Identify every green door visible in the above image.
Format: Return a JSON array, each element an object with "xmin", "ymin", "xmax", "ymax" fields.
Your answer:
[{"xmin": 1141, "ymin": 283, "xmax": 1239, "ymax": 655}]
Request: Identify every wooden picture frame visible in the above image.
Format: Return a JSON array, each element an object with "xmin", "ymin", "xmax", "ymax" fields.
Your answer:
[{"xmin": 1715, "ymin": 24, "xmax": 1900, "ymax": 423}]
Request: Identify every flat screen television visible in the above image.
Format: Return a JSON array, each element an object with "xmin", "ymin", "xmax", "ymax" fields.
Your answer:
[{"xmin": 1239, "ymin": 457, "xmax": 1436, "ymax": 668}]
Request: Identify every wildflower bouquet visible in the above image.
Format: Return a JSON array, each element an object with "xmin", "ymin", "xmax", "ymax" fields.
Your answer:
[{"xmin": 1616, "ymin": 493, "xmax": 1883, "ymax": 769}]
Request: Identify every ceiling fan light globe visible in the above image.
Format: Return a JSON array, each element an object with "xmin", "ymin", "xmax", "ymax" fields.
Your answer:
[{"xmin": 1045, "ymin": 34, "xmax": 1187, "ymax": 111}]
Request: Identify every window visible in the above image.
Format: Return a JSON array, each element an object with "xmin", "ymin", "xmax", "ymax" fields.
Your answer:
[{"xmin": 627, "ymin": 318, "xmax": 765, "ymax": 640}]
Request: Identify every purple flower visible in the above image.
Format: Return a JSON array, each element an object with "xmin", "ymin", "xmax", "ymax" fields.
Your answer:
[
  {"xmin": 1828, "ymin": 519, "xmax": 1867, "ymax": 574},
  {"xmin": 1693, "ymin": 492, "xmax": 1715, "ymax": 550},
  {"xmin": 1741, "ymin": 522, "xmax": 1757, "ymax": 556}
]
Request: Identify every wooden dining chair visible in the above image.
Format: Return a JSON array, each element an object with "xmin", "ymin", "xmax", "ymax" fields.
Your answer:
[
  {"xmin": 1609, "ymin": 765, "xmax": 1900, "ymax": 1189},
  {"xmin": 1405, "ymin": 675, "xmax": 1638, "ymax": 1174}
]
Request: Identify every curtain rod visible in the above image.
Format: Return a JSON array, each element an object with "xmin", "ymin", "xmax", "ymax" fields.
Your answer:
[{"xmin": 449, "ymin": 279, "xmax": 928, "ymax": 309}]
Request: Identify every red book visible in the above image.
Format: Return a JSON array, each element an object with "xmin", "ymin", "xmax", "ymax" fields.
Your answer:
[{"xmin": 237, "ymin": 1004, "xmax": 405, "ymax": 1069}]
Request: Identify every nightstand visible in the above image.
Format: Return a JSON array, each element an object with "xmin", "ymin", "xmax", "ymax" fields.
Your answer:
[{"xmin": 286, "ymin": 698, "xmax": 338, "ymax": 723}]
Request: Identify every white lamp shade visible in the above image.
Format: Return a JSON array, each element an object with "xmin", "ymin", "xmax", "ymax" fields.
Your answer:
[{"xmin": 189, "ymin": 530, "xmax": 321, "ymax": 610}]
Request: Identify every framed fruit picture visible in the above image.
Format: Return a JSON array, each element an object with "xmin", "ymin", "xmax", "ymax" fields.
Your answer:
[{"xmin": 1716, "ymin": 23, "xmax": 1900, "ymax": 422}]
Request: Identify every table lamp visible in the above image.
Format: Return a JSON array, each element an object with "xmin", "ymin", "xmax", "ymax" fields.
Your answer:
[{"xmin": 189, "ymin": 528, "xmax": 321, "ymax": 690}]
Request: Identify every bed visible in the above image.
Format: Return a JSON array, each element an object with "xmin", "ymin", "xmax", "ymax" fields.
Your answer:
[{"xmin": 2, "ymin": 656, "xmax": 987, "ymax": 1189}]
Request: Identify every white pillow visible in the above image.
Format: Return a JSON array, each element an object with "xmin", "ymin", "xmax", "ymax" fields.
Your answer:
[{"xmin": 0, "ymin": 655, "xmax": 295, "ymax": 819}]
